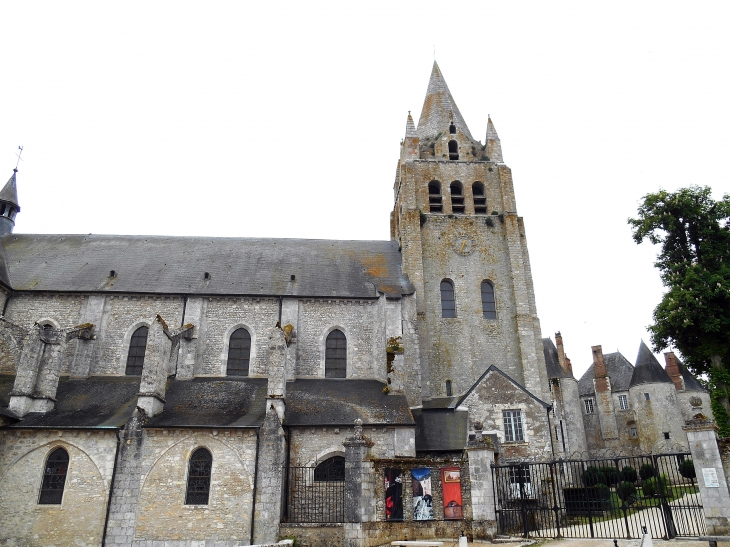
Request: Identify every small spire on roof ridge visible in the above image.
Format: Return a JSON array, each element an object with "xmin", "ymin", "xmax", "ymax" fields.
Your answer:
[
  {"xmin": 485, "ymin": 116, "xmax": 503, "ymax": 163},
  {"xmin": 0, "ymin": 170, "xmax": 20, "ymax": 209},
  {"xmin": 405, "ymin": 111, "xmax": 417, "ymax": 138}
]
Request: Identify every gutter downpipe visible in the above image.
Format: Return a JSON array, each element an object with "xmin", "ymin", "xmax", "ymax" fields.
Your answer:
[
  {"xmin": 250, "ymin": 427, "xmax": 261, "ymax": 545},
  {"xmin": 547, "ymin": 405, "xmax": 556, "ymax": 458},
  {"xmin": 101, "ymin": 428, "xmax": 123, "ymax": 547}
]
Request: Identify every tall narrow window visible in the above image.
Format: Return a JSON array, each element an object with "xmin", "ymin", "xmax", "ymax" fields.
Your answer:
[
  {"xmin": 186, "ymin": 448, "xmax": 213, "ymax": 505},
  {"xmin": 39, "ymin": 448, "xmax": 69, "ymax": 504},
  {"xmin": 440, "ymin": 279, "xmax": 456, "ymax": 318},
  {"xmin": 503, "ymin": 410, "xmax": 524, "ymax": 442},
  {"xmin": 428, "ymin": 181, "xmax": 442, "ymax": 213},
  {"xmin": 448, "ymin": 140, "xmax": 459, "ymax": 160},
  {"xmin": 227, "ymin": 328, "xmax": 251, "ymax": 376},
  {"xmin": 125, "ymin": 326, "xmax": 148, "ymax": 375},
  {"xmin": 584, "ymin": 398, "xmax": 595, "ymax": 414},
  {"xmin": 445, "ymin": 380, "xmax": 452, "ymax": 396},
  {"xmin": 449, "ymin": 123, "xmax": 456, "ymax": 134},
  {"xmin": 450, "ymin": 181, "xmax": 464, "ymax": 214},
  {"xmin": 314, "ymin": 456, "xmax": 345, "ymax": 482},
  {"xmin": 325, "ymin": 329, "xmax": 347, "ymax": 378},
  {"xmin": 481, "ymin": 280, "xmax": 496, "ymax": 319},
  {"xmin": 618, "ymin": 394, "xmax": 629, "ymax": 410},
  {"xmin": 472, "ymin": 182, "xmax": 487, "ymax": 214}
]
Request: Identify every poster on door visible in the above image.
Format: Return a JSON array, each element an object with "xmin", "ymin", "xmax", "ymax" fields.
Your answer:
[
  {"xmin": 411, "ymin": 468, "xmax": 433, "ymax": 520},
  {"xmin": 384, "ymin": 468, "xmax": 403, "ymax": 521},
  {"xmin": 440, "ymin": 467, "xmax": 463, "ymax": 519}
]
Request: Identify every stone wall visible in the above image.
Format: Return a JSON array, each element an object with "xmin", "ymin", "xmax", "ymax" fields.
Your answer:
[
  {"xmin": 279, "ymin": 524, "xmax": 343, "ymax": 547},
  {"xmin": 630, "ymin": 382, "xmax": 689, "ymax": 452},
  {"xmin": 0, "ymin": 429, "xmax": 117, "ymax": 547}
]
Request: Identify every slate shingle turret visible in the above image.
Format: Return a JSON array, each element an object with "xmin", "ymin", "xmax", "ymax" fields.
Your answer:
[
  {"xmin": 0, "ymin": 169, "xmax": 20, "ymax": 235},
  {"xmin": 630, "ymin": 340, "xmax": 674, "ymax": 387},
  {"xmin": 486, "ymin": 117, "xmax": 503, "ymax": 163}
]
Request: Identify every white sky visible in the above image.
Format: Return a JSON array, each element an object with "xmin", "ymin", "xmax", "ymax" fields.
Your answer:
[{"xmin": 2, "ymin": 1, "xmax": 729, "ymax": 379}]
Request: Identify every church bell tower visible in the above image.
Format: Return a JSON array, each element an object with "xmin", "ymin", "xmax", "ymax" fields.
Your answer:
[{"xmin": 392, "ymin": 62, "xmax": 548, "ymax": 402}]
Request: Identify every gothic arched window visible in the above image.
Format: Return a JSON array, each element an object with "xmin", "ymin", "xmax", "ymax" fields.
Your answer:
[
  {"xmin": 125, "ymin": 326, "xmax": 149, "ymax": 375},
  {"xmin": 227, "ymin": 328, "xmax": 251, "ymax": 376},
  {"xmin": 186, "ymin": 448, "xmax": 213, "ymax": 505},
  {"xmin": 314, "ymin": 456, "xmax": 345, "ymax": 482},
  {"xmin": 440, "ymin": 279, "xmax": 456, "ymax": 318},
  {"xmin": 448, "ymin": 140, "xmax": 459, "ymax": 160},
  {"xmin": 450, "ymin": 181, "xmax": 464, "ymax": 214},
  {"xmin": 428, "ymin": 180, "xmax": 442, "ymax": 213},
  {"xmin": 325, "ymin": 329, "xmax": 347, "ymax": 378},
  {"xmin": 39, "ymin": 447, "xmax": 69, "ymax": 504},
  {"xmin": 481, "ymin": 280, "xmax": 496, "ymax": 319},
  {"xmin": 473, "ymin": 182, "xmax": 487, "ymax": 214}
]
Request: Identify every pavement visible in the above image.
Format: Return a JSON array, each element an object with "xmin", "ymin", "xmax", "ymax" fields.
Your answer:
[{"xmin": 430, "ymin": 539, "xmax": 726, "ymax": 547}]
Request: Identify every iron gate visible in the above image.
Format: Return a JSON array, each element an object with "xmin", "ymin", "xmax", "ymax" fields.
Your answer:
[
  {"xmin": 492, "ymin": 452, "xmax": 705, "ymax": 539},
  {"xmin": 284, "ymin": 465, "xmax": 345, "ymax": 523}
]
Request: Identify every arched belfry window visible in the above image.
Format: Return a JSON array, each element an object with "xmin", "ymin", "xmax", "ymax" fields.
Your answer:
[
  {"xmin": 448, "ymin": 140, "xmax": 459, "ymax": 160},
  {"xmin": 325, "ymin": 329, "xmax": 347, "ymax": 378},
  {"xmin": 481, "ymin": 280, "xmax": 497, "ymax": 319},
  {"xmin": 186, "ymin": 448, "xmax": 213, "ymax": 505},
  {"xmin": 125, "ymin": 326, "xmax": 149, "ymax": 375},
  {"xmin": 450, "ymin": 181, "xmax": 464, "ymax": 214},
  {"xmin": 449, "ymin": 122, "xmax": 456, "ymax": 135},
  {"xmin": 39, "ymin": 447, "xmax": 69, "ymax": 504},
  {"xmin": 440, "ymin": 279, "xmax": 456, "ymax": 318},
  {"xmin": 314, "ymin": 456, "xmax": 345, "ymax": 482},
  {"xmin": 227, "ymin": 328, "xmax": 251, "ymax": 376},
  {"xmin": 428, "ymin": 181, "xmax": 442, "ymax": 213},
  {"xmin": 473, "ymin": 182, "xmax": 487, "ymax": 214}
]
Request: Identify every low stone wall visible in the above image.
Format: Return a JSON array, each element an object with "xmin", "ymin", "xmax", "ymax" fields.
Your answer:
[
  {"xmin": 360, "ymin": 520, "xmax": 477, "ymax": 547},
  {"xmin": 279, "ymin": 523, "xmax": 343, "ymax": 547}
]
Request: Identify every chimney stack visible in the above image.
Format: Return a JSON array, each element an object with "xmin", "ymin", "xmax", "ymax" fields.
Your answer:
[
  {"xmin": 664, "ymin": 352, "xmax": 684, "ymax": 391},
  {"xmin": 592, "ymin": 345, "xmax": 609, "ymax": 393}
]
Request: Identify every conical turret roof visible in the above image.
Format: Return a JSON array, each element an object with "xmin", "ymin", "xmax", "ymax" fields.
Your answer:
[
  {"xmin": 630, "ymin": 341, "xmax": 673, "ymax": 387},
  {"xmin": 405, "ymin": 111, "xmax": 417, "ymax": 138},
  {"xmin": 416, "ymin": 62, "xmax": 474, "ymax": 141},
  {"xmin": 0, "ymin": 170, "xmax": 20, "ymax": 210}
]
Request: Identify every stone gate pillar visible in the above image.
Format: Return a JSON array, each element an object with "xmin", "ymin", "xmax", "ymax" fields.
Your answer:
[
  {"xmin": 343, "ymin": 419, "xmax": 374, "ymax": 547},
  {"xmin": 466, "ymin": 428, "xmax": 497, "ymax": 539},
  {"xmin": 684, "ymin": 418, "xmax": 730, "ymax": 535}
]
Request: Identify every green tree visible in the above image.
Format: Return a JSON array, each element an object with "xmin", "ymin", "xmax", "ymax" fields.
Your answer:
[{"xmin": 629, "ymin": 186, "xmax": 730, "ymax": 433}]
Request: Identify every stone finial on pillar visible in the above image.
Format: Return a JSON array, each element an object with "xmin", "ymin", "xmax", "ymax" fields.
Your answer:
[
  {"xmin": 684, "ymin": 417, "xmax": 730, "ymax": 535},
  {"xmin": 466, "ymin": 423, "xmax": 497, "ymax": 538}
]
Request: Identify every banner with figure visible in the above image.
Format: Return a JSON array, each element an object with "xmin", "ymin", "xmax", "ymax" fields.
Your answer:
[
  {"xmin": 440, "ymin": 467, "xmax": 463, "ymax": 519},
  {"xmin": 384, "ymin": 468, "xmax": 403, "ymax": 521},
  {"xmin": 411, "ymin": 468, "xmax": 433, "ymax": 520}
]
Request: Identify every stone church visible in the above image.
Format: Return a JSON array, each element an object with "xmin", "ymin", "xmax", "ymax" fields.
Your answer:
[{"xmin": 0, "ymin": 62, "xmax": 708, "ymax": 547}]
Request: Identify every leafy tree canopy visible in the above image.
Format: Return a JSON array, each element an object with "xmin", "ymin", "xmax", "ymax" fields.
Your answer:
[{"xmin": 628, "ymin": 186, "xmax": 730, "ymax": 375}]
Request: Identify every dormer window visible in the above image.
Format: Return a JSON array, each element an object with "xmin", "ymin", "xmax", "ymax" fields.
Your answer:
[
  {"xmin": 449, "ymin": 123, "xmax": 456, "ymax": 135},
  {"xmin": 448, "ymin": 140, "xmax": 459, "ymax": 160}
]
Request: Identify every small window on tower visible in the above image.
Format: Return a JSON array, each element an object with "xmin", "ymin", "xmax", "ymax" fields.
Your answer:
[
  {"xmin": 481, "ymin": 280, "xmax": 497, "ymax": 319},
  {"xmin": 449, "ymin": 123, "xmax": 456, "ymax": 134},
  {"xmin": 450, "ymin": 181, "xmax": 464, "ymax": 214},
  {"xmin": 664, "ymin": 432, "xmax": 670, "ymax": 440},
  {"xmin": 428, "ymin": 181, "xmax": 442, "ymax": 213},
  {"xmin": 644, "ymin": 393, "xmax": 651, "ymax": 401},
  {"xmin": 445, "ymin": 380, "xmax": 452, "ymax": 396},
  {"xmin": 630, "ymin": 427, "xmax": 638, "ymax": 438},
  {"xmin": 440, "ymin": 279, "xmax": 456, "ymax": 318},
  {"xmin": 472, "ymin": 182, "xmax": 487, "ymax": 214},
  {"xmin": 448, "ymin": 140, "xmax": 459, "ymax": 160}
]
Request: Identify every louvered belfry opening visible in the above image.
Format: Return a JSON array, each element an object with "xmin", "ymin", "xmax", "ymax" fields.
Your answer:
[
  {"xmin": 428, "ymin": 180, "xmax": 442, "ymax": 213},
  {"xmin": 448, "ymin": 140, "xmax": 459, "ymax": 160},
  {"xmin": 473, "ymin": 182, "xmax": 487, "ymax": 214},
  {"xmin": 450, "ymin": 181, "xmax": 464, "ymax": 214}
]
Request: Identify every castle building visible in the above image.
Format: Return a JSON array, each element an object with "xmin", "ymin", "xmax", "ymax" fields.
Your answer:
[{"xmin": 0, "ymin": 62, "xmax": 707, "ymax": 547}]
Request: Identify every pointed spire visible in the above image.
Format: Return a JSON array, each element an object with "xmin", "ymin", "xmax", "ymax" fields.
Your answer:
[
  {"xmin": 405, "ymin": 111, "xmax": 417, "ymax": 138},
  {"xmin": 0, "ymin": 170, "xmax": 20, "ymax": 211},
  {"xmin": 486, "ymin": 116, "xmax": 503, "ymax": 163},
  {"xmin": 416, "ymin": 62, "xmax": 474, "ymax": 141},
  {"xmin": 630, "ymin": 341, "xmax": 673, "ymax": 387}
]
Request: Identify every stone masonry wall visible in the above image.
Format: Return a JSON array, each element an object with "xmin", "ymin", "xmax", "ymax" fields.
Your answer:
[{"xmin": 0, "ymin": 429, "xmax": 117, "ymax": 547}]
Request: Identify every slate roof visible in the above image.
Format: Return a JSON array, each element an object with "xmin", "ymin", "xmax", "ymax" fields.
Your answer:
[
  {"xmin": 630, "ymin": 341, "xmax": 673, "ymax": 387},
  {"xmin": 678, "ymin": 360, "xmax": 706, "ymax": 392},
  {"xmin": 6, "ymin": 376, "xmax": 140, "ymax": 429},
  {"xmin": 543, "ymin": 338, "xmax": 572, "ymax": 379},
  {"xmin": 458, "ymin": 365, "xmax": 550, "ymax": 409},
  {"xmin": 0, "ymin": 235, "xmax": 414, "ymax": 298},
  {"xmin": 145, "ymin": 377, "xmax": 267, "ymax": 428},
  {"xmin": 578, "ymin": 352, "xmax": 635, "ymax": 396},
  {"xmin": 285, "ymin": 379, "xmax": 413, "ymax": 426},
  {"xmin": 412, "ymin": 409, "xmax": 467, "ymax": 451},
  {"xmin": 416, "ymin": 62, "xmax": 475, "ymax": 141}
]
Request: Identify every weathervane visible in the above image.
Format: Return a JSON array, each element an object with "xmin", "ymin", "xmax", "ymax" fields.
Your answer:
[{"xmin": 14, "ymin": 146, "xmax": 23, "ymax": 171}]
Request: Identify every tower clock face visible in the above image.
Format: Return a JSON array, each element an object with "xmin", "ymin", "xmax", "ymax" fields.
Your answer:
[{"xmin": 452, "ymin": 234, "xmax": 474, "ymax": 255}]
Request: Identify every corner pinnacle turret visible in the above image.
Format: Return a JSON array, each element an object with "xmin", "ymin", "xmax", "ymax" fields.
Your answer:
[
  {"xmin": 0, "ymin": 169, "xmax": 20, "ymax": 235},
  {"xmin": 486, "ymin": 117, "xmax": 503, "ymax": 163},
  {"xmin": 416, "ymin": 61, "xmax": 474, "ymax": 141}
]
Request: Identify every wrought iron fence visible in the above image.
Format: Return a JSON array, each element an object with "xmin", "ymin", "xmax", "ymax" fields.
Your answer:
[
  {"xmin": 285, "ymin": 466, "xmax": 345, "ymax": 523},
  {"xmin": 492, "ymin": 452, "xmax": 705, "ymax": 539}
]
